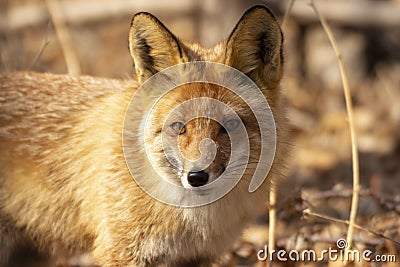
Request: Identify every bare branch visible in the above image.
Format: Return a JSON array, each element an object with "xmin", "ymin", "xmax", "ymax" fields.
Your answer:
[
  {"xmin": 30, "ymin": 19, "xmax": 51, "ymax": 70},
  {"xmin": 280, "ymin": 0, "xmax": 296, "ymax": 28},
  {"xmin": 267, "ymin": 189, "xmax": 277, "ymax": 267},
  {"xmin": 45, "ymin": 0, "xmax": 81, "ymax": 75},
  {"xmin": 310, "ymin": 0, "xmax": 360, "ymax": 263},
  {"xmin": 303, "ymin": 209, "xmax": 400, "ymax": 247},
  {"xmin": 0, "ymin": 0, "xmax": 196, "ymax": 32},
  {"xmin": 287, "ymin": 0, "xmax": 400, "ymax": 28}
]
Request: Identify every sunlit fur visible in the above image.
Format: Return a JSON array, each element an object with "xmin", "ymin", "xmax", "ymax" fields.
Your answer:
[{"xmin": 0, "ymin": 5, "xmax": 288, "ymax": 267}]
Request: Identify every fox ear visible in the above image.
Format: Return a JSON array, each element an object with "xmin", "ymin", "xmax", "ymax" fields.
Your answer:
[
  {"xmin": 129, "ymin": 12, "xmax": 185, "ymax": 84},
  {"xmin": 225, "ymin": 6, "xmax": 283, "ymax": 90}
]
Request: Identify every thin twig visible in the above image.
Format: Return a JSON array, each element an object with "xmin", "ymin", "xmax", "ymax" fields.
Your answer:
[
  {"xmin": 30, "ymin": 19, "xmax": 51, "ymax": 70},
  {"xmin": 267, "ymin": 189, "xmax": 277, "ymax": 267},
  {"xmin": 310, "ymin": 0, "xmax": 360, "ymax": 261},
  {"xmin": 303, "ymin": 186, "xmax": 370, "ymax": 200},
  {"xmin": 266, "ymin": 0, "xmax": 294, "ymax": 267},
  {"xmin": 45, "ymin": 0, "xmax": 81, "ymax": 75},
  {"xmin": 281, "ymin": 0, "xmax": 296, "ymax": 28},
  {"xmin": 303, "ymin": 209, "xmax": 400, "ymax": 247},
  {"xmin": 266, "ymin": 2, "xmax": 296, "ymax": 265},
  {"xmin": 303, "ymin": 185, "xmax": 400, "ymax": 213}
]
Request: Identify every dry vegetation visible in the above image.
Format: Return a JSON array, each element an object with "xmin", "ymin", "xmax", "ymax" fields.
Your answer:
[{"xmin": 0, "ymin": 0, "xmax": 399, "ymax": 266}]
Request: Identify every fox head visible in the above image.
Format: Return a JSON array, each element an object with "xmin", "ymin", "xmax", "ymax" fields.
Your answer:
[{"xmin": 126, "ymin": 6, "xmax": 284, "ymax": 194}]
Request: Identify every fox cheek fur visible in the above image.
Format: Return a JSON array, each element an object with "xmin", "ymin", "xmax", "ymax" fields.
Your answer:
[{"xmin": 0, "ymin": 5, "xmax": 288, "ymax": 267}]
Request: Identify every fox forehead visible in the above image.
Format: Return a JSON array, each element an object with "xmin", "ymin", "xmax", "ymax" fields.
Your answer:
[
  {"xmin": 149, "ymin": 82, "xmax": 255, "ymax": 124},
  {"xmin": 184, "ymin": 43, "xmax": 226, "ymax": 62}
]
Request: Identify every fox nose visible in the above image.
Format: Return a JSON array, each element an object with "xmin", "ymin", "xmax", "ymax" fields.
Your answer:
[{"xmin": 187, "ymin": 170, "xmax": 209, "ymax": 187}]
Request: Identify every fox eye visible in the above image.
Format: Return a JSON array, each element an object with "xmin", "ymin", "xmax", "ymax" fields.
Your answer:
[
  {"xmin": 170, "ymin": 122, "xmax": 186, "ymax": 135},
  {"xmin": 224, "ymin": 119, "xmax": 240, "ymax": 132}
]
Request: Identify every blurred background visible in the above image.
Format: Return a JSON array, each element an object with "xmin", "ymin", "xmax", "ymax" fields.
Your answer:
[{"xmin": 1, "ymin": 0, "xmax": 399, "ymax": 266}]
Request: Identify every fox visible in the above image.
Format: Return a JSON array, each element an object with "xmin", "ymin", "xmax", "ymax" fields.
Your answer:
[{"xmin": 0, "ymin": 5, "xmax": 288, "ymax": 267}]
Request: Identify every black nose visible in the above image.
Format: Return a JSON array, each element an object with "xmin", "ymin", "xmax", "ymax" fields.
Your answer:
[{"xmin": 187, "ymin": 170, "xmax": 209, "ymax": 187}]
